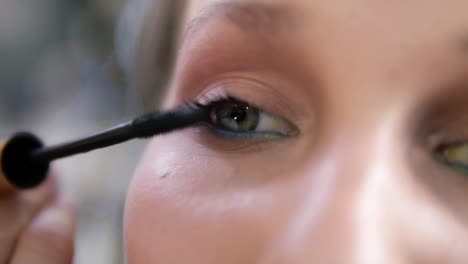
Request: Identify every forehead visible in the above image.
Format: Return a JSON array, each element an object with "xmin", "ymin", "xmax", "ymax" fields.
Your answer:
[
  {"xmin": 171, "ymin": 0, "xmax": 468, "ymax": 111},
  {"xmin": 182, "ymin": 0, "xmax": 468, "ymax": 50},
  {"xmin": 184, "ymin": 0, "xmax": 468, "ymax": 24},
  {"xmin": 180, "ymin": 0, "xmax": 468, "ymax": 80}
]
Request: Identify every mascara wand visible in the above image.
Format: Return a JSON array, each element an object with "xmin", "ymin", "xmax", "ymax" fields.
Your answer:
[{"xmin": 0, "ymin": 104, "xmax": 207, "ymax": 190}]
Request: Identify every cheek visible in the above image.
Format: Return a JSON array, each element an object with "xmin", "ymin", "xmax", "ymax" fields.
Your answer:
[{"xmin": 123, "ymin": 135, "xmax": 292, "ymax": 264}]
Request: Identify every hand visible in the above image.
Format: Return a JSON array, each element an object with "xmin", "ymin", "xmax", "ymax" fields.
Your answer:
[{"xmin": 0, "ymin": 171, "xmax": 76, "ymax": 264}]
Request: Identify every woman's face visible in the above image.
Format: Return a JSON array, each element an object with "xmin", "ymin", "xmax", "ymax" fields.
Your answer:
[{"xmin": 125, "ymin": 0, "xmax": 468, "ymax": 263}]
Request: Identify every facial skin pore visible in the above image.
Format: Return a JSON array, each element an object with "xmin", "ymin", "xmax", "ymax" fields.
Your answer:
[{"xmin": 125, "ymin": 0, "xmax": 468, "ymax": 263}]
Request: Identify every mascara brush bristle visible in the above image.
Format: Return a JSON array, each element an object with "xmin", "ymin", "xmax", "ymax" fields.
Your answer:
[{"xmin": 132, "ymin": 103, "xmax": 208, "ymax": 138}]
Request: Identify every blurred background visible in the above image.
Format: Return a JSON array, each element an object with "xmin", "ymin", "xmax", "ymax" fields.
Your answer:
[{"xmin": 0, "ymin": 0, "xmax": 177, "ymax": 262}]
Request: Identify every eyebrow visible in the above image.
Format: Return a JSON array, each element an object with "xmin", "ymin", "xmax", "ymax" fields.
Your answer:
[{"xmin": 184, "ymin": 2, "xmax": 298, "ymax": 38}]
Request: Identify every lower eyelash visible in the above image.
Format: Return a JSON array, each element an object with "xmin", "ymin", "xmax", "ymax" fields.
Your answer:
[
  {"xmin": 445, "ymin": 162, "xmax": 468, "ymax": 174},
  {"xmin": 214, "ymin": 129, "xmax": 258, "ymax": 138},
  {"xmin": 212, "ymin": 128, "xmax": 287, "ymax": 138}
]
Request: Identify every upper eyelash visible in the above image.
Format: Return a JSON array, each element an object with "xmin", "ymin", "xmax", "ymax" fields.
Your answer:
[
  {"xmin": 195, "ymin": 93, "xmax": 246, "ymax": 108},
  {"xmin": 195, "ymin": 88, "xmax": 231, "ymax": 106},
  {"xmin": 187, "ymin": 91, "xmax": 298, "ymax": 139},
  {"xmin": 190, "ymin": 93, "xmax": 259, "ymax": 133}
]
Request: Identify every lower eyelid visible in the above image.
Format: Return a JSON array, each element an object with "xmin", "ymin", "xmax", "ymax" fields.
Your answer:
[
  {"xmin": 184, "ymin": 110, "xmax": 300, "ymax": 155},
  {"xmin": 430, "ymin": 144, "xmax": 468, "ymax": 176},
  {"xmin": 200, "ymin": 121, "xmax": 289, "ymax": 139},
  {"xmin": 189, "ymin": 124, "xmax": 295, "ymax": 153},
  {"xmin": 214, "ymin": 128, "xmax": 289, "ymax": 139},
  {"xmin": 441, "ymin": 161, "xmax": 468, "ymax": 175}
]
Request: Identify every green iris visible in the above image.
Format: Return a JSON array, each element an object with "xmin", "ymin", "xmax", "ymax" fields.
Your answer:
[{"xmin": 211, "ymin": 102, "xmax": 260, "ymax": 132}]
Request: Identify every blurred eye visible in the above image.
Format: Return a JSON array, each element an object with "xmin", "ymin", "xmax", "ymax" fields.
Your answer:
[
  {"xmin": 436, "ymin": 142, "xmax": 468, "ymax": 174},
  {"xmin": 206, "ymin": 99, "xmax": 298, "ymax": 138}
]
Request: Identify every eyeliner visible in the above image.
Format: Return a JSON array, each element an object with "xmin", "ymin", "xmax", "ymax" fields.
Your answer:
[{"xmin": 1, "ymin": 103, "xmax": 208, "ymax": 189}]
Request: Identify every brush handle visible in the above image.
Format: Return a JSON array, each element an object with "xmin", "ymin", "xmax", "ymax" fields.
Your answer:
[{"xmin": 0, "ymin": 133, "xmax": 50, "ymax": 190}]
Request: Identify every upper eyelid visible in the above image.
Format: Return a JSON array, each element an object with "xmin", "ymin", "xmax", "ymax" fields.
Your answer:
[
  {"xmin": 189, "ymin": 76, "xmax": 303, "ymax": 119},
  {"xmin": 195, "ymin": 91, "xmax": 242, "ymax": 107},
  {"xmin": 174, "ymin": 71, "xmax": 313, "ymax": 135}
]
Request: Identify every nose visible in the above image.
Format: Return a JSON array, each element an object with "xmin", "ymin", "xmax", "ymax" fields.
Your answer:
[{"xmin": 259, "ymin": 119, "xmax": 409, "ymax": 263}]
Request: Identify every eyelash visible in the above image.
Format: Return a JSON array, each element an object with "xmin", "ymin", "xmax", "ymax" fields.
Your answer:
[
  {"xmin": 192, "ymin": 92, "xmax": 296, "ymax": 139},
  {"xmin": 195, "ymin": 94, "xmax": 260, "ymax": 137}
]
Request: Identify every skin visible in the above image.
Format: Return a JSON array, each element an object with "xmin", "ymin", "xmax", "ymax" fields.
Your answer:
[
  {"xmin": 4, "ymin": 0, "xmax": 467, "ymax": 263},
  {"xmin": 125, "ymin": 0, "xmax": 468, "ymax": 263},
  {"xmin": 0, "ymin": 169, "xmax": 75, "ymax": 264}
]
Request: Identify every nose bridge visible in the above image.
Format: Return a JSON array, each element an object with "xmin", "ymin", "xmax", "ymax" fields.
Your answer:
[
  {"xmin": 261, "ymin": 109, "xmax": 405, "ymax": 263},
  {"xmin": 350, "ymin": 119, "xmax": 402, "ymax": 263}
]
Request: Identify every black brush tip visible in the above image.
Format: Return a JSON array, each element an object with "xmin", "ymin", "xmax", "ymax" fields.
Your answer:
[{"xmin": 1, "ymin": 132, "xmax": 50, "ymax": 189}]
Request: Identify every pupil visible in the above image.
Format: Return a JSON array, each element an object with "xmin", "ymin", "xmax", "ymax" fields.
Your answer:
[
  {"xmin": 230, "ymin": 105, "xmax": 247, "ymax": 122},
  {"xmin": 210, "ymin": 100, "xmax": 259, "ymax": 132}
]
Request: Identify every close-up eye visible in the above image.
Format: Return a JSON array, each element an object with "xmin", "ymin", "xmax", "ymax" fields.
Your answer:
[
  {"xmin": 202, "ymin": 97, "xmax": 298, "ymax": 139},
  {"xmin": 435, "ymin": 141, "xmax": 468, "ymax": 174}
]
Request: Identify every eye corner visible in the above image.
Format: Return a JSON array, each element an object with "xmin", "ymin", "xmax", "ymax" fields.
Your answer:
[{"xmin": 431, "ymin": 139, "xmax": 468, "ymax": 175}]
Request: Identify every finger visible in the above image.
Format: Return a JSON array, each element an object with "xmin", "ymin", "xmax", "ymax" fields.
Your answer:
[
  {"xmin": 20, "ymin": 169, "xmax": 58, "ymax": 213},
  {"xmin": 0, "ymin": 171, "xmax": 57, "ymax": 263},
  {"xmin": 0, "ymin": 140, "xmax": 16, "ymax": 195},
  {"xmin": 10, "ymin": 198, "xmax": 76, "ymax": 264},
  {"xmin": 1, "ymin": 171, "xmax": 57, "ymax": 227}
]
